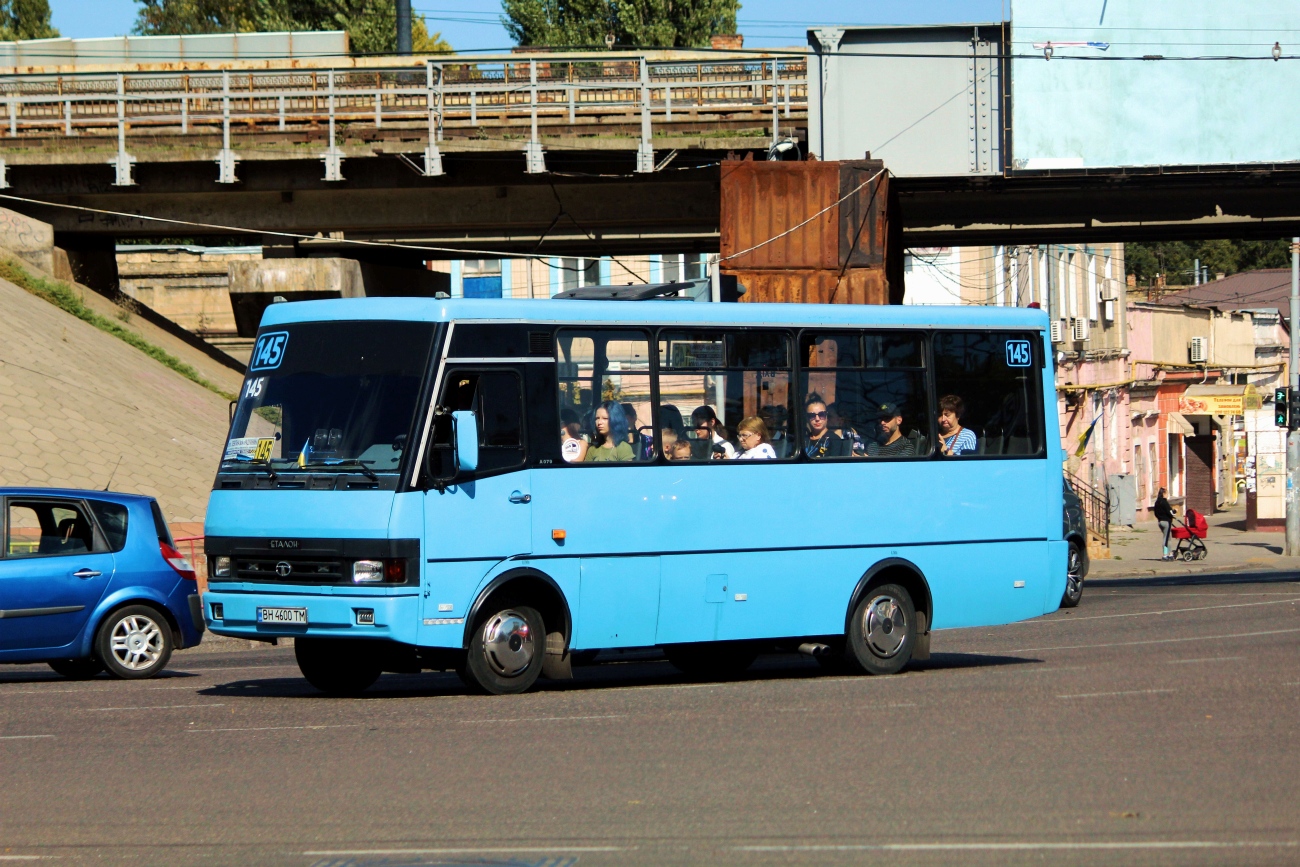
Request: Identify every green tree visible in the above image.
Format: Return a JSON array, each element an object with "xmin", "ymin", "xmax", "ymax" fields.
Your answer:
[
  {"xmin": 1126, "ymin": 238, "xmax": 1292, "ymax": 286},
  {"xmin": 133, "ymin": 0, "xmax": 451, "ymax": 54},
  {"xmin": 501, "ymin": 0, "xmax": 739, "ymax": 48},
  {"xmin": 0, "ymin": 0, "xmax": 59, "ymax": 40}
]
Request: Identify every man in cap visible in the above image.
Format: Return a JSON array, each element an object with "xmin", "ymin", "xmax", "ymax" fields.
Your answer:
[{"xmin": 867, "ymin": 402, "xmax": 916, "ymax": 457}]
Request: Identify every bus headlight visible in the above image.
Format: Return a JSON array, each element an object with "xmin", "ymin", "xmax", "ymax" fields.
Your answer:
[
  {"xmin": 213, "ymin": 556, "xmax": 232, "ymax": 578},
  {"xmin": 353, "ymin": 560, "xmax": 384, "ymax": 583}
]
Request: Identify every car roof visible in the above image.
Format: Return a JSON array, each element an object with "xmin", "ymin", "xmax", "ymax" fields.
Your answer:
[{"xmin": 0, "ymin": 487, "xmax": 156, "ymax": 506}]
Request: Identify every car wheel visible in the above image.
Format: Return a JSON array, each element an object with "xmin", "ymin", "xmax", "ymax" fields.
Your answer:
[
  {"xmin": 459, "ymin": 605, "xmax": 545, "ymax": 695},
  {"xmin": 95, "ymin": 605, "xmax": 173, "ymax": 679},
  {"xmin": 295, "ymin": 638, "xmax": 382, "ymax": 696},
  {"xmin": 47, "ymin": 658, "xmax": 105, "ymax": 680},
  {"xmin": 664, "ymin": 642, "xmax": 759, "ymax": 680},
  {"xmin": 846, "ymin": 584, "xmax": 915, "ymax": 676},
  {"xmin": 1060, "ymin": 541, "xmax": 1084, "ymax": 608}
]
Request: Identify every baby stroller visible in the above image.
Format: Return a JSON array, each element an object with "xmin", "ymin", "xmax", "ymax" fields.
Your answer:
[{"xmin": 1170, "ymin": 509, "xmax": 1209, "ymax": 561}]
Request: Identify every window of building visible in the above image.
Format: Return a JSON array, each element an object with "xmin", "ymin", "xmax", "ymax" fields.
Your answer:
[
  {"xmin": 658, "ymin": 330, "xmax": 792, "ymax": 461},
  {"xmin": 462, "ymin": 259, "xmax": 503, "ymax": 299},
  {"xmin": 932, "ymin": 331, "xmax": 1045, "ymax": 457},
  {"xmin": 556, "ymin": 330, "xmax": 653, "ymax": 464},
  {"xmin": 798, "ymin": 331, "xmax": 928, "ymax": 459}
]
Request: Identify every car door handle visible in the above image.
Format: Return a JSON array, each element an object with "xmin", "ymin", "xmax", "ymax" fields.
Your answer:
[
  {"xmin": 508, "ymin": 491, "xmax": 532, "ymax": 504},
  {"xmin": 72, "ymin": 569, "xmax": 102, "ymax": 579}
]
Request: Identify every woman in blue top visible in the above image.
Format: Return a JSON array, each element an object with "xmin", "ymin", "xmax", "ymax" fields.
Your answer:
[{"xmin": 937, "ymin": 394, "xmax": 978, "ymax": 456}]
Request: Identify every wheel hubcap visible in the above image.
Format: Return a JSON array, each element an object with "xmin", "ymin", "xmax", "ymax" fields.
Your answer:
[
  {"xmin": 1067, "ymin": 550, "xmax": 1082, "ymax": 596},
  {"xmin": 109, "ymin": 615, "xmax": 163, "ymax": 671},
  {"xmin": 863, "ymin": 595, "xmax": 907, "ymax": 658},
  {"xmin": 481, "ymin": 610, "xmax": 534, "ymax": 677}
]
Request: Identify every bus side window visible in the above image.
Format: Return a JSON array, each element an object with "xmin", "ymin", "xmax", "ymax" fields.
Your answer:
[
  {"xmin": 426, "ymin": 371, "xmax": 525, "ymax": 477},
  {"xmin": 556, "ymin": 329, "xmax": 653, "ymax": 464},
  {"xmin": 932, "ymin": 332, "xmax": 1044, "ymax": 457},
  {"xmin": 798, "ymin": 332, "xmax": 929, "ymax": 459}
]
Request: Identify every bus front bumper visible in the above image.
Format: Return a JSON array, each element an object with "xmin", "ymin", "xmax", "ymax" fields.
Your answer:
[{"xmin": 202, "ymin": 588, "xmax": 420, "ymax": 645}]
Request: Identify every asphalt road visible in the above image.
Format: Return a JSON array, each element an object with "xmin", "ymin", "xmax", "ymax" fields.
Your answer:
[{"xmin": 2, "ymin": 574, "xmax": 1298, "ymax": 867}]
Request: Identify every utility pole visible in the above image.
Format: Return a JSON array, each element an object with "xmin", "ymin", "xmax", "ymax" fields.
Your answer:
[
  {"xmin": 396, "ymin": 0, "xmax": 412, "ymax": 55},
  {"xmin": 1288, "ymin": 236, "xmax": 1300, "ymax": 555}
]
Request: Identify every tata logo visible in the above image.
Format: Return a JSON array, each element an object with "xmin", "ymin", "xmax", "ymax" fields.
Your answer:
[
  {"xmin": 1005, "ymin": 339, "xmax": 1033, "ymax": 368},
  {"xmin": 269, "ymin": 540, "xmax": 300, "ymax": 549},
  {"xmin": 250, "ymin": 331, "xmax": 290, "ymax": 371},
  {"xmin": 275, "ymin": 561, "xmax": 293, "ymax": 578}
]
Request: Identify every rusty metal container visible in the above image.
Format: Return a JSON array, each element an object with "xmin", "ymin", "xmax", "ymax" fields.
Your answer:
[{"xmin": 719, "ymin": 157, "xmax": 900, "ymax": 304}]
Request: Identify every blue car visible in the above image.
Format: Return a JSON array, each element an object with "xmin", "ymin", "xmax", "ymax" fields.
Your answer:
[{"xmin": 0, "ymin": 488, "xmax": 204, "ymax": 679}]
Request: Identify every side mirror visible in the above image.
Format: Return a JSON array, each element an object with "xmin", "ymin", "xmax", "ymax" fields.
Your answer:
[{"xmin": 453, "ymin": 410, "xmax": 479, "ymax": 473}]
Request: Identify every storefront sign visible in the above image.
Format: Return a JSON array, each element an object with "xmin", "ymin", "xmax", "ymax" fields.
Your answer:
[{"xmin": 1178, "ymin": 386, "xmax": 1261, "ymax": 416}]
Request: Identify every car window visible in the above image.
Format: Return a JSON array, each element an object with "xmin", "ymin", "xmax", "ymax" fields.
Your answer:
[
  {"xmin": 6, "ymin": 501, "xmax": 96, "ymax": 558},
  {"xmin": 150, "ymin": 501, "xmax": 174, "ymax": 547},
  {"xmin": 87, "ymin": 500, "xmax": 130, "ymax": 553}
]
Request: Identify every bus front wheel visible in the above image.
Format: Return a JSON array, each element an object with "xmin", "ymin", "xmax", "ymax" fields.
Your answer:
[
  {"xmin": 460, "ymin": 605, "xmax": 545, "ymax": 695},
  {"xmin": 847, "ymin": 584, "xmax": 915, "ymax": 676},
  {"xmin": 295, "ymin": 638, "xmax": 382, "ymax": 696}
]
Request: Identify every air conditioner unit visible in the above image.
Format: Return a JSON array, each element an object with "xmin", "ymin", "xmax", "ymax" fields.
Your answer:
[
  {"xmin": 1071, "ymin": 318, "xmax": 1090, "ymax": 341},
  {"xmin": 1189, "ymin": 336, "xmax": 1208, "ymax": 363},
  {"xmin": 1050, "ymin": 320, "xmax": 1064, "ymax": 343},
  {"xmin": 1102, "ymin": 298, "xmax": 1116, "ymax": 322}
]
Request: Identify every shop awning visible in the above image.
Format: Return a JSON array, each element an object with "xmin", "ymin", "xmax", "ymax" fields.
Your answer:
[
  {"xmin": 1167, "ymin": 411, "xmax": 1195, "ymax": 436},
  {"xmin": 1178, "ymin": 384, "xmax": 1262, "ymax": 416}
]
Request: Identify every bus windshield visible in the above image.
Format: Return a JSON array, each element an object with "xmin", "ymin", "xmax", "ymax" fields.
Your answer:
[{"xmin": 221, "ymin": 320, "xmax": 436, "ymax": 475}]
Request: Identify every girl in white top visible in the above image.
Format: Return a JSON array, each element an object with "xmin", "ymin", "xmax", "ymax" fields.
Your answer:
[{"xmin": 734, "ymin": 416, "xmax": 777, "ymax": 460}]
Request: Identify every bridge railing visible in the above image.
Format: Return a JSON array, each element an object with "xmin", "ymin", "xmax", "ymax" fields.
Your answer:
[{"xmin": 0, "ymin": 55, "xmax": 806, "ymax": 138}]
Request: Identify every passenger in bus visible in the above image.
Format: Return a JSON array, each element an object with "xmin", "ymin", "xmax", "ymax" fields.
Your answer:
[
  {"xmin": 937, "ymin": 394, "xmax": 978, "ymax": 456},
  {"xmin": 622, "ymin": 402, "xmax": 653, "ymax": 460},
  {"xmin": 690, "ymin": 406, "xmax": 736, "ymax": 459},
  {"xmin": 735, "ymin": 417, "xmax": 777, "ymax": 460},
  {"xmin": 867, "ymin": 402, "xmax": 916, "ymax": 457},
  {"xmin": 804, "ymin": 395, "xmax": 852, "ymax": 458},
  {"xmin": 828, "ymin": 402, "xmax": 865, "ymax": 454},
  {"xmin": 667, "ymin": 439, "xmax": 693, "ymax": 461},
  {"xmin": 559, "ymin": 408, "xmax": 588, "ymax": 463},
  {"xmin": 759, "ymin": 405, "xmax": 790, "ymax": 457},
  {"xmin": 584, "ymin": 401, "xmax": 636, "ymax": 462}
]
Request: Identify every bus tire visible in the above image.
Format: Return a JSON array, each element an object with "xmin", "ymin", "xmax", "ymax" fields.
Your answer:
[
  {"xmin": 295, "ymin": 638, "xmax": 382, "ymax": 696},
  {"xmin": 664, "ymin": 642, "xmax": 758, "ymax": 680},
  {"xmin": 461, "ymin": 605, "xmax": 545, "ymax": 695},
  {"xmin": 846, "ymin": 584, "xmax": 915, "ymax": 676}
]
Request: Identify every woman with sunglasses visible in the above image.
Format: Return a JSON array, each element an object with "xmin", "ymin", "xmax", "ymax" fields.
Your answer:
[{"xmin": 803, "ymin": 396, "xmax": 852, "ymax": 459}]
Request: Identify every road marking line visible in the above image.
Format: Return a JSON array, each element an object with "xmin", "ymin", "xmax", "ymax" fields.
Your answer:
[
  {"xmin": 1043, "ymin": 597, "xmax": 1300, "ymax": 623},
  {"xmin": 460, "ymin": 715, "xmax": 626, "ymax": 724},
  {"xmin": 303, "ymin": 848, "xmax": 629, "ymax": 856},
  {"xmin": 0, "ymin": 735, "xmax": 55, "ymax": 740},
  {"xmin": 87, "ymin": 704, "xmax": 224, "ymax": 711},
  {"xmin": 1166, "ymin": 656, "xmax": 1244, "ymax": 665},
  {"xmin": 1058, "ymin": 689, "xmax": 1176, "ymax": 699},
  {"xmin": 188, "ymin": 724, "xmax": 362, "ymax": 733},
  {"xmin": 1006, "ymin": 627, "xmax": 1300, "ymax": 654},
  {"xmin": 735, "ymin": 841, "xmax": 1298, "ymax": 852},
  {"xmin": 0, "ymin": 856, "xmax": 53, "ymax": 860}
]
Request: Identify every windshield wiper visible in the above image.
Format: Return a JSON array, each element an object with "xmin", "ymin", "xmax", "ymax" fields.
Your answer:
[
  {"xmin": 230, "ymin": 455, "xmax": 277, "ymax": 480},
  {"xmin": 302, "ymin": 459, "xmax": 379, "ymax": 482}
]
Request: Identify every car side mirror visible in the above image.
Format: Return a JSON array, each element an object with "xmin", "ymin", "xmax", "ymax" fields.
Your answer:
[{"xmin": 453, "ymin": 410, "xmax": 479, "ymax": 473}]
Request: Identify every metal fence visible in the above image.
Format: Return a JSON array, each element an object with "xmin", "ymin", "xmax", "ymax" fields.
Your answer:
[
  {"xmin": 1067, "ymin": 471, "xmax": 1111, "ymax": 547},
  {"xmin": 0, "ymin": 55, "xmax": 807, "ymax": 183}
]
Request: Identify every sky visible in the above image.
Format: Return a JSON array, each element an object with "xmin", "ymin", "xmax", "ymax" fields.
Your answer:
[{"xmin": 50, "ymin": 0, "xmax": 1007, "ymax": 49}]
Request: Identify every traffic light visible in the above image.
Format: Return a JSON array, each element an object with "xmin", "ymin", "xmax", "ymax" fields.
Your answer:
[{"xmin": 1276, "ymin": 388, "xmax": 1290, "ymax": 427}]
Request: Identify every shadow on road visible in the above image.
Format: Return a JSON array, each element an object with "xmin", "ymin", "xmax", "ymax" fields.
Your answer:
[
  {"xmin": 0, "ymin": 668, "xmax": 199, "ymax": 685},
  {"xmin": 1088, "ymin": 571, "xmax": 1300, "ymax": 589}
]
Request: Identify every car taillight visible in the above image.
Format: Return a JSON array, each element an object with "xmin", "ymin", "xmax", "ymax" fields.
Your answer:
[{"xmin": 161, "ymin": 541, "xmax": 197, "ymax": 582}]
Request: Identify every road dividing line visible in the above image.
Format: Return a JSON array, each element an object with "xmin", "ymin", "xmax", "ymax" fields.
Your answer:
[
  {"xmin": 1166, "ymin": 656, "xmax": 1244, "ymax": 665},
  {"xmin": 187, "ymin": 724, "xmax": 362, "ymax": 733},
  {"xmin": 1057, "ymin": 689, "xmax": 1176, "ymax": 699},
  {"xmin": 1007, "ymin": 626, "xmax": 1300, "ymax": 654},
  {"xmin": 0, "ymin": 735, "xmax": 55, "ymax": 740},
  {"xmin": 304, "ymin": 847, "xmax": 629, "ymax": 856},
  {"xmin": 1042, "ymin": 597, "xmax": 1300, "ymax": 624},
  {"xmin": 736, "ymin": 841, "xmax": 1298, "ymax": 852},
  {"xmin": 460, "ymin": 714, "xmax": 626, "ymax": 724},
  {"xmin": 86, "ymin": 704, "xmax": 223, "ymax": 711}
]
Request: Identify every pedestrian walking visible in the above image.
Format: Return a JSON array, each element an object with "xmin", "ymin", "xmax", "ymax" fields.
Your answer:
[{"xmin": 1154, "ymin": 487, "xmax": 1176, "ymax": 560}]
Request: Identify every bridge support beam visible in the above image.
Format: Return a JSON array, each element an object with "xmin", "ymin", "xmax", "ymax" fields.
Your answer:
[
  {"xmin": 636, "ymin": 58, "xmax": 654, "ymax": 174},
  {"xmin": 422, "ymin": 61, "xmax": 444, "ymax": 177},
  {"xmin": 216, "ymin": 71, "xmax": 240, "ymax": 184},
  {"xmin": 525, "ymin": 59, "xmax": 547, "ymax": 174},
  {"xmin": 109, "ymin": 74, "xmax": 135, "ymax": 187},
  {"xmin": 320, "ymin": 70, "xmax": 345, "ymax": 182}
]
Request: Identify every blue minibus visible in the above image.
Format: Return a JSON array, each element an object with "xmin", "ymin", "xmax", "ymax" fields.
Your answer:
[{"xmin": 204, "ymin": 292, "xmax": 1065, "ymax": 694}]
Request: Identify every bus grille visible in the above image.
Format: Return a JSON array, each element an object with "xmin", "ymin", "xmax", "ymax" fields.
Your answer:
[{"xmin": 236, "ymin": 557, "xmax": 344, "ymax": 583}]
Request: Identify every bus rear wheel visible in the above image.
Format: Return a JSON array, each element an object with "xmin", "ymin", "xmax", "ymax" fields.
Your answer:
[
  {"xmin": 295, "ymin": 638, "xmax": 382, "ymax": 696},
  {"xmin": 460, "ymin": 605, "xmax": 545, "ymax": 695},
  {"xmin": 846, "ymin": 584, "xmax": 915, "ymax": 676},
  {"xmin": 665, "ymin": 642, "xmax": 758, "ymax": 680}
]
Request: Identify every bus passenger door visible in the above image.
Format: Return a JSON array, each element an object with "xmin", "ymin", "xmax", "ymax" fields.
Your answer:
[{"xmin": 420, "ymin": 369, "xmax": 531, "ymax": 642}]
